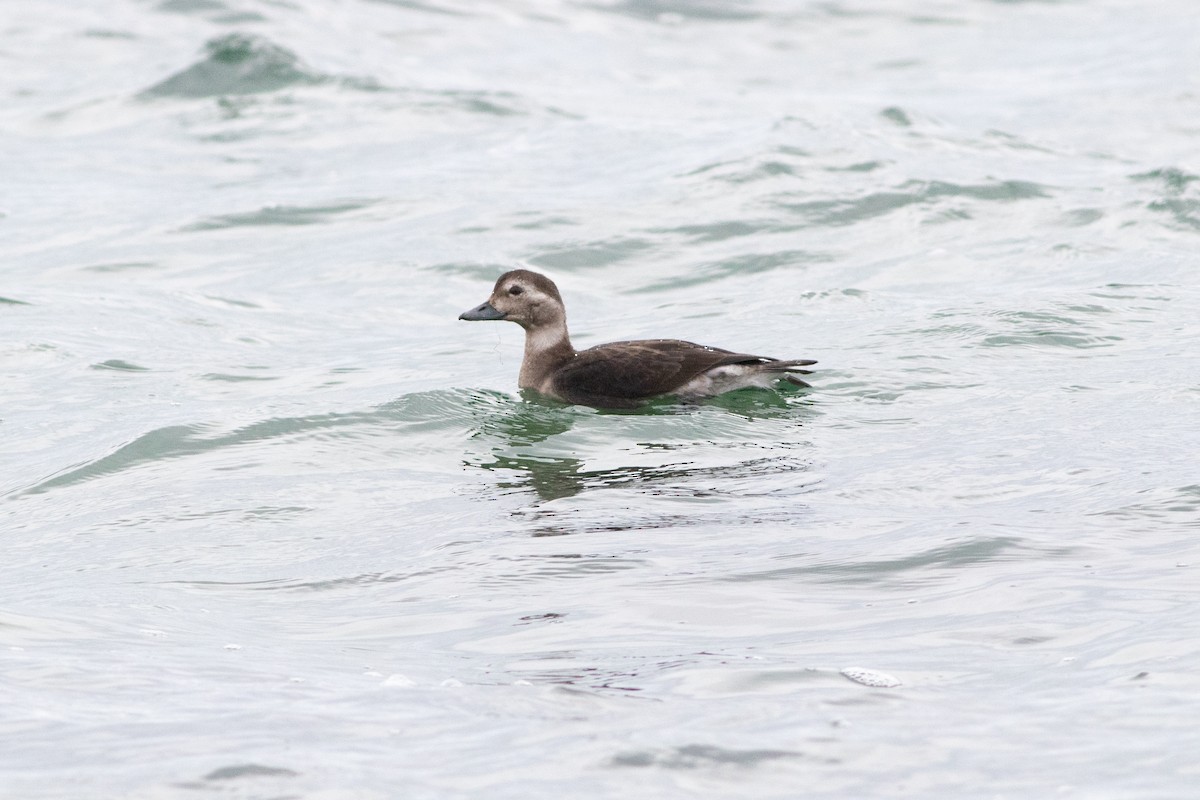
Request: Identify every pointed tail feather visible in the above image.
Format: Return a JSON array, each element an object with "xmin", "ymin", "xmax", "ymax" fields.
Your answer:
[
  {"xmin": 762, "ymin": 358, "xmax": 816, "ymax": 387},
  {"xmin": 762, "ymin": 358, "xmax": 817, "ymax": 372}
]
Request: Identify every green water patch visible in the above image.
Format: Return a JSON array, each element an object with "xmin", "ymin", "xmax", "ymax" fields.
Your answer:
[
  {"xmin": 633, "ymin": 249, "xmax": 831, "ymax": 291},
  {"xmin": 611, "ymin": 744, "xmax": 800, "ymax": 770},
  {"xmin": 775, "ymin": 179, "xmax": 1049, "ymax": 227},
  {"xmin": 142, "ymin": 33, "xmax": 324, "ymax": 98},
  {"xmin": 439, "ymin": 90, "xmax": 524, "ymax": 117},
  {"xmin": 402, "ymin": 87, "xmax": 568, "ymax": 119},
  {"xmin": 158, "ymin": 0, "xmax": 267, "ymax": 23},
  {"xmin": 479, "ymin": 447, "xmax": 812, "ymax": 506},
  {"xmin": 1130, "ymin": 167, "xmax": 1200, "ymax": 192},
  {"xmin": 986, "ymin": 330, "xmax": 1106, "ymax": 348},
  {"xmin": 201, "ymin": 764, "xmax": 298, "ymax": 782},
  {"xmin": 714, "ymin": 161, "xmax": 800, "ymax": 184},
  {"xmin": 880, "ymin": 106, "xmax": 913, "ymax": 126},
  {"xmin": 91, "ymin": 360, "xmax": 151, "ymax": 372},
  {"xmin": 511, "ymin": 215, "xmax": 578, "ymax": 231},
  {"xmin": 200, "ymin": 295, "xmax": 261, "ymax": 309},
  {"xmin": 155, "ymin": 0, "xmax": 272, "ymax": 25},
  {"xmin": 17, "ymin": 389, "xmax": 512, "ymax": 497},
  {"xmin": 1146, "ymin": 198, "xmax": 1200, "ymax": 232},
  {"xmin": 679, "ymin": 147, "xmax": 812, "ymax": 186},
  {"xmin": 362, "ymin": 0, "xmax": 470, "ymax": 16},
  {"xmin": 81, "ymin": 261, "xmax": 157, "ymax": 273},
  {"xmin": 82, "ymin": 29, "xmax": 139, "ymax": 39},
  {"xmin": 527, "ymin": 237, "xmax": 655, "ymax": 270},
  {"xmin": 1062, "ymin": 208, "xmax": 1104, "ymax": 227},
  {"xmin": 181, "ymin": 199, "xmax": 377, "ymax": 231},
  {"xmin": 428, "ymin": 262, "xmax": 515, "ymax": 280},
  {"xmin": 729, "ymin": 536, "xmax": 1069, "ymax": 586},
  {"xmin": 978, "ymin": 309, "xmax": 1122, "ymax": 350},
  {"xmin": 922, "ymin": 305, "xmax": 1125, "ymax": 351},
  {"xmin": 465, "ymin": 389, "xmax": 816, "ymax": 505},
  {"xmin": 158, "ymin": 0, "xmax": 226, "ymax": 12},
  {"xmin": 1130, "ymin": 168, "xmax": 1200, "ymax": 230},
  {"xmin": 648, "ymin": 219, "xmax": 785, "ymax": 243},
  {"xmin": 0, "ymin": 296, "xmax": 32, "ymax": 305},
  {"xmin": 476, "ymin": 553, "xmax": 647, "ymax": 585},
  {"xmin": 200, "ymin": 373, "xmax": 280, "ymax": 382},
  {"xmin": 826, "ymin": 160, "xmax": 887, "ymax": 173},
  {"xmin": 1090, "ymin": 283, "xmax": 1175, "ymax": 302},
  {"xmin": 161, "ymin": 562, "xmax": 463, "ymax": 594},
  {"xmin": 588, "ymin": 0, "xmax": 761, "ymax": 22},
  {"xmin": 1090, "ymin": 485, "xmax": 1200, "ymax": 530}
]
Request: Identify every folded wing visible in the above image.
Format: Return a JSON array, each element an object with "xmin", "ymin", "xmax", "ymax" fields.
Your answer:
[{"xmin": 551, "ymin": 339, "xmax": 792, "ymax": 407}]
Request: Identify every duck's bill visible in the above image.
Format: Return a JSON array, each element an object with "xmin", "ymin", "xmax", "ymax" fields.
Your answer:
[{"xmin": 459, "ymin": 302, "xmax": 507, "ymax": 321}]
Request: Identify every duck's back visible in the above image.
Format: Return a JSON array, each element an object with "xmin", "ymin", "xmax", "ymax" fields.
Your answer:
[{"xmin": 548, "ymin": 339, "xmax": 786, "ymax": 408}]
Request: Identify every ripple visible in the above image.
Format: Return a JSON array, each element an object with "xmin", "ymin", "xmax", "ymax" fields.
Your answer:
[
  {"xmin": 363, "ymin": 0, "xmax": 471, "ymax": 15},
  {"xmin": 81, "ymin": 261, "xmax": 158, "ymax": 273},
  {"xmin": 180, "ymin": 199, "xmax": 378, "ymax": 231},
  {"xmin": 15, "ymin": 389, "xmax": 509, "ymax": 497},
  {"xmin": 1130, "ymin": 167, "xmax": 1200, "ymax": 192},
  {"xmin": 610, "ymin": 744, "xmax": 802, "ymax": 769},
  {"xmin": 588, "ymin": 0, "xmax": 761, "ymax": 22},
  {"xmin": 477, "ymin": 553, "xmax": 647, "ymax": 586},
  {"xmin": 979, "ymin": 309, "xmax": 1122, "ymax": 350},
  {"xmin": 636, "ymin": 250, "xmax": 831, "ymax": 291},
  {"xmin": 90, "ymin": 359, "xmax": 150, "ymax": 372},
  {"xmin": 527, "ymin": 237, "xmax": 656, "ymax": 270},
  {"xmin": 426, "ymin": 262, "xmax": 514, "ymax": 280},
  {"xmin": 880, "ymin": 106, "xmax": 913, "ymax": 126},
  {"xmin": 142, "ymin": 33, "xmax": 323, "ymax": 98},
  {"xmin": 774, "ymin": 179, "xmax": 1049, "ymax": 227},
  {"xmin": 725, "ymin": 536, "xmax": 1071, "ymax": 586},
  {"xmin": 917, "ymin": 303, "xmax": 1126, "ymax": 351},
  {"xmin": 1145, "ymin": 198, "xmax": 1200, "ymax": 232},
  {"xmin": 1090, "ymin": 485, "xmax": 1200, "ymax": 530},
  {"xmin": 200, "ymin": 372, "xmax": 280, "ymax": 382},
  {"xmin": 201, "ymin": 764, "xmax": 298, "ymax": 781},
  {"xmin": 163, "ymin": 566, "xmax": 459, "ymax": 593},
  {"xmin": 431, "ymin": 89, "xmax": 526, "ymax": 117},
  {"xmin": 1130, "ymin": 168, "xmax": 1200, "ymax": 232},
  {"xmin": 648, "ymin": 219, "xmax": 788, "ymax": 243}
]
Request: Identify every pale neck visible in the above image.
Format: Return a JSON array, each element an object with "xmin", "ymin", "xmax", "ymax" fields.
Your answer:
[{"xmin": 518, "ymin": 321, "xmax": 575, "ymax": 389}]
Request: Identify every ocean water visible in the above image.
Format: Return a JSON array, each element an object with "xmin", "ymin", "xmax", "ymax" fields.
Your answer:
[{"xmin": 3, "ymin": 0, "xmax": 1199, "ymax": 797}]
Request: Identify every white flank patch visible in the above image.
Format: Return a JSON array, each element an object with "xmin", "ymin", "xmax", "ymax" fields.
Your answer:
[{"xmin": 679, "ymin": 365, "xmax": 776, "ymax": 397}]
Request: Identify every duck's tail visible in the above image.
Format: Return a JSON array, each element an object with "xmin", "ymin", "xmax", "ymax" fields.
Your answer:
[{"xmin": 762, "ymin": 358, "xmax": 817, "ymax": 388}]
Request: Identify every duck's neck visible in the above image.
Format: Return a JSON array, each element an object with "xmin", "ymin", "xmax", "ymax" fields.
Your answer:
[{"xmin": 519, "ymin": 321, "xmax": 575, "ymax": 390}]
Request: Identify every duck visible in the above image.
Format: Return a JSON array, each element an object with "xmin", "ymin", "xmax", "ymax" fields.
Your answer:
[{"xmin": 459, "ymin": 269, "xmax": 816, "ymax": 409}]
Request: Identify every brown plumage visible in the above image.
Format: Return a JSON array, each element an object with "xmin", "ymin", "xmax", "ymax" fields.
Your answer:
[{"xmin": 459, "ymin": 269, "xmax": 815, "ymax": 409}]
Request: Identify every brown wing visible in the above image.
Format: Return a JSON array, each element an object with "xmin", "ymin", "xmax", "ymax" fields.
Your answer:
[{"xmin": 550, "ymin": 339, "xmax": 776, "ymax": 408}]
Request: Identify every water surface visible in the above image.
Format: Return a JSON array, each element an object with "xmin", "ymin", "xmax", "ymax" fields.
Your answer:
[{"xmin": 3, "ymin": 1, "xmax": 1199, "ymax": 797}]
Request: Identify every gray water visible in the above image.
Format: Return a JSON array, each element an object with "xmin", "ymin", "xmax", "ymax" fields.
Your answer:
[{"xmin": 3, "ymin": 0, "xmax": 1199, "ymax": 797}]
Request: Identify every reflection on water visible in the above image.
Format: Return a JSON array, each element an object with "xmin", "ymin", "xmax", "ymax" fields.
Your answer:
[
  {"xmin": 464, "ymin": 389, "xmax": 819, "ymax": 537},
  {"xmin": 12, "ymin": 0, "xmax": 1200, "ymax": 795}
]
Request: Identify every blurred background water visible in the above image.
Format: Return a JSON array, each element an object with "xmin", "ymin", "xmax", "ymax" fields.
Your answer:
[{"xmin": 2, "ymin": 0, "xmax": 1199, "ymax": 797}]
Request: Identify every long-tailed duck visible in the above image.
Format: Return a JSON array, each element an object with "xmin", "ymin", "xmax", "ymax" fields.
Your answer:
[{"xmin": 459, "ymin": 269, "xmax": 815, "ymax": 409}]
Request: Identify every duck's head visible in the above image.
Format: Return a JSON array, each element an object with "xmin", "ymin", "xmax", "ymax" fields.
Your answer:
[{"xmin": 459, "ymin": 269, "xmax": 566, "ymax": 330}]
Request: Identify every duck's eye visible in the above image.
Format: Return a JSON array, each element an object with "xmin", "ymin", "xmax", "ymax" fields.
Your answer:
[{"xmin": 508, "ymin": 285, "xmax": 524, "ymax": 296}]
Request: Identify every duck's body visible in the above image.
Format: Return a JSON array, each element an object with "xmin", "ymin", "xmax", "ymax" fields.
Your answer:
[{"xmin": 459, "ymin": 269, "xmax": 815, "ymax": 409}]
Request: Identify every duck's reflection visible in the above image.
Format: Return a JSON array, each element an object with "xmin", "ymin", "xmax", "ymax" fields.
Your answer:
[
  {"xmin": 466, "ymin": 395, "xmax": 597, "ymax": 503},
  {"xmin": 481, "ymin": 452, "xmax": 587, "ymax": 502},
  {"xmin": 465, "ymin": 390, "xmax": 815, "ymax": 515}
]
